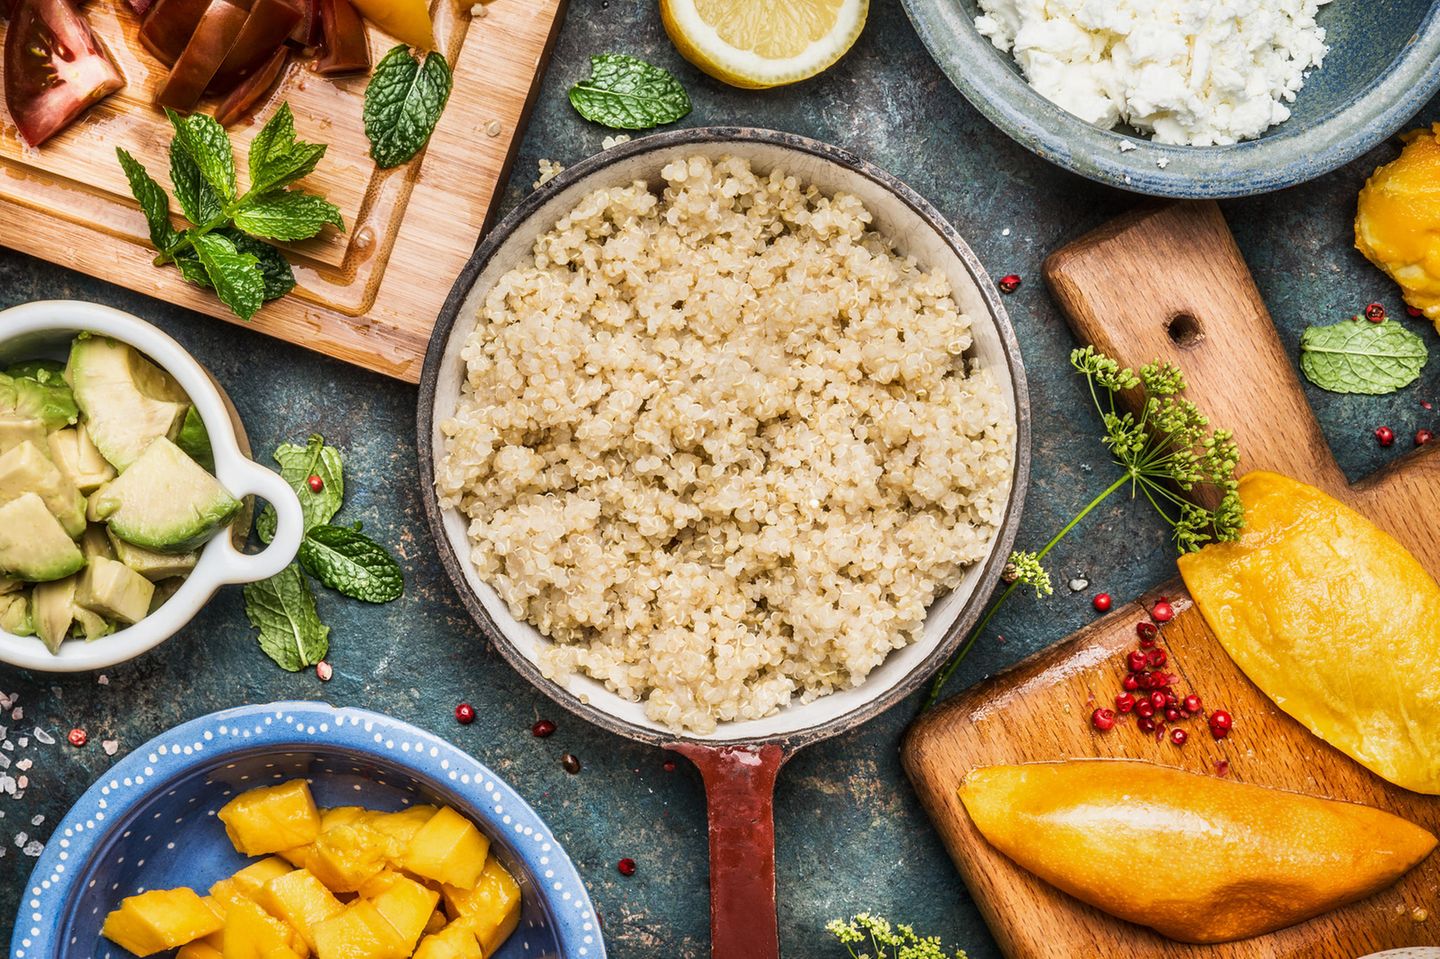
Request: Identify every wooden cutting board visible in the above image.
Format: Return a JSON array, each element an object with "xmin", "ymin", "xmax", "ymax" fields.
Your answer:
[
  {"xmin": 0, "ymin": 0, "xmax": 566, "ymax": 382},
  {"xmin": 903, "ymin": 202, "xmax": 1440, "ymax": 959}
]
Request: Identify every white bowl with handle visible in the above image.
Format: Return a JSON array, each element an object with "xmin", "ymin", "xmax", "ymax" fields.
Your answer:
[{"xmin": 0, "ymin": 300, "xmax": 304, "ymax": 671}]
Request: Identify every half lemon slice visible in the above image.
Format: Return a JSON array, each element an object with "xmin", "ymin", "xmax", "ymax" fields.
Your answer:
[{"xmin": 661, "ymin": 0, "xmax": 868, "ymax": 89}]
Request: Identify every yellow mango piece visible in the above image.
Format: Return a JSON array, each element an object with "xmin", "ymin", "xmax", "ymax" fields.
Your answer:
[
  {"xmin": 102, "ymin": 887, "xmax": 224, "ymax": 956},
  {"xmin": 178, "ymin": 943, "xmax": 225, "ymax": 959},
  {"xmin": 1179, "ymin": 471, "xmax": 1440, "ymax": 793},
  {"xmin": 210, "ymin": 857, "xmax": 294, "ymax": 907},
  {"xmin": 1355, "ymin": 123, "xmax": 1440, "ymax": 330},
  {"xmin": 360, "ymin": 870, "xmax": 440, "ymax": 950},
  {"xmin": 424, "ymin": 909, "xmax": 447, "ymax": 934},
  {"xmin": 308, "ymin": 822, "xmax": 391, "ymax": 893},
  {"xmin": 961, "ymin": 760, "xmax": 1437, "ymax": 943},
  {"xmin": 404, "ymin": 807, "xmax": 490, "ymax": 889},
  {"xmin": 364, "ymin": 805, "xmax": 438, "ymax": 862},
  {"xmin": 282, "ymin": 807, "xmax": 370, "ymax": 867},
  {"xmin": 442, "ymin": 857, "xmax": 521, "ymax": 955},
  {"xmin": 257, "ymin": 869, "xmax": 346, "ymax": 951},
  {"xmin": 219, "ymin": 781, "xmax": 322, "ymax": 856},
  {"xmin": 313, "ymin": 900, "xmax": 409, "ymax": 959},
  {"xmin": 222, "ymin": 898, "xmax": 310, "ymax": 959},
  {"xmin": 347, "ymin": 0, "xmax": 435, "ymax": 49},
  {"xmin": 411, "ymin": 923, "xmax": 482, "ymax": 959}
]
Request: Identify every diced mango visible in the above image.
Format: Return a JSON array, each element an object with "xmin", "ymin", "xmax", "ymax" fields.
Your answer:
[
  {"xmin": 219, "ymin": 780, "xmax": 322, "ymax": 856},
  {"xmin": 178, "ymin": 943, "xmax": 225, "ymax": 959},
  {"xmin": 360, "ymin": 870, "xmax": 440, "ymax": 951},
  {"xmin": 424, "ymin": 909, "xmax": 447, "ymax": 934},
  {"xmin": 210, "ymin": 857, "xmax": 294, "ymax": 909},
  {"xmin": 403, "ymin": 807, "xmax": 490, "ymax": 889},
  {"xmin": 411, "ymin": 923, "xmax": 482, "ymax": 959},
  {"xmin": 364, "ymin": 806, "xmax": 438, "ymax": 862},
  {"xmin": 307, "ymin": 822, "xmax": 390, "ymax": 893},
  {"xmin": 257, "ymin": 869, "xmax": 346, "ymax": 951},
  {"xmin": 313, "ymin": 900, "xmax": 409, "ymax": 959},
  {"xmin": 281, "ymin": 807, "xmax": 369, "ymax": 867},
  {"xmin": 102, "ymin": 887, "xmax": 224, "ymax": 956},
  {"xmin": 442, "ymin": 857, "xmax": 521, "ymax": 955},
  {"xmin": 222, "ymin": 899, "xmax": 310, "ymax": 959}
]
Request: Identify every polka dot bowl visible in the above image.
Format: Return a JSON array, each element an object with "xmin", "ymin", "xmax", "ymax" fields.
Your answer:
[{"xmin": 10, "ymin": 701, "xmax": 604, "ymax": 959}]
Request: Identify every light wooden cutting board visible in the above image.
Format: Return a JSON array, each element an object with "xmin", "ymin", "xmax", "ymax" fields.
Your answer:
[
  {"xmin": 0, "ymin": 0, "xmax": 566, "ymax": 382},
  {"xmin": 903, "ymin": 202, "xmax": 1440, "ymax": 959}
]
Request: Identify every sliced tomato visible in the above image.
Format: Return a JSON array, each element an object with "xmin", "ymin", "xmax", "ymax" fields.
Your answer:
[
  {"xmin": 153, "ymin": 0, "xmax": 248, "ymax": 111},
  {"xmin": 214, "ymin": 44, "xmax": 286, "ymax": 126},
  {"xmin": 138, "ymin": 0, "xmax": 212, "ymax": 66},
  {"xmin": 312, "ymin": 0, "xmax": 367, "ymax": 75},
  {"xmin": 212, "ymin": 0, "xmax": 299, "ymax": 91},
  {"xmin": 3, "ymin": 0, "xmax": 123, "ymax": 146}
]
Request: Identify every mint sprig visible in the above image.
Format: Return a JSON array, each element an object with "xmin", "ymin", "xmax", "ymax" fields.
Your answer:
[
  {"xmin": 116, "ymin": 103, "xmax": 344, "ymax": 321},
  {"xmin": 363, "ymin": 45, "xmax": 453, "ymax": 169}
]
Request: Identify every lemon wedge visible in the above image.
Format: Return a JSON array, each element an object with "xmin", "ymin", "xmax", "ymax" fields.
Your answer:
[{"xmin": 661, "ymin": 0, "xmax": 868, "ymax": 89}]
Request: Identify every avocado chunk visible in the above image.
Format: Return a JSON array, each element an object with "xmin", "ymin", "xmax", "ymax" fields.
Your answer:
[
  {"xmin": 47, "ymin": 427, "xmax": 117, "ymax": 494},
  {"xmin": 0, "ymin": 414, "xmax": 48, "ymax": 457},
  {"xmin": 0, "ymin": 440, "xmax": 87, "ymax": 537},
  {"xmin": 107, "ymin": 529, "xmax": 198, "ymax": 580},
  {"xmin": 174, "ymin": 406, "xmax": 215, "ymax": 472},
  {"xmin": 65, "ymin": 335, "xmax": 189, "ymax": 471},
  {"xmin": 0, "ymin": 494, "xmax": 85, "ymax": 582},
  {"xmin": 148, "ymin": 576, "xmax": 185, "ymax": 614},
  {"xmin": 0, "ymin": 576, "xmax": 18, "ymax": 595},
  {"xmin": 80, "ymin": 524, "xmax": 114, "ymax": 562},
  {"xmin": 0, "ymin": 366, "xmax": 79, "ymax": 432},
  {"xmin": 71, "ymin": 605, "xmax": 114, "ymax": 642},
  {"xmin": 91, "ymin": 437, "xmax": 241, "ymax": 552},
  {"xmin": 0, "ymin": 591, "xmax": 33, "ymax": 636},
  {"xmin": 31, "ymin": 575, "xmax": 76, "ymax": 653},
  {"xmin": 76, "ymin": 557, "xmax": 154, "ymax": 625}
]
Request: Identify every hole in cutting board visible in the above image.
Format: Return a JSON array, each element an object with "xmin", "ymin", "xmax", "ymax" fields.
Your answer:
[{"xmin": 1166, "ymin": 312, "xmax": 1204, "ymax": 348}]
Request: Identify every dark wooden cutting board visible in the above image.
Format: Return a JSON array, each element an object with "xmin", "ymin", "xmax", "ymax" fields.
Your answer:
[{"xmin": 902, "ymin": 202, "xmax": 1440, "ymax": 959}]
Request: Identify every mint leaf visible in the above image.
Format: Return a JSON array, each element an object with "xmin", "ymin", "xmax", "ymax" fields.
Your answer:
[
  {"xmin": 1300, "ymin": 319, "xmax": 1429, "ymax": 395},
  {"xmin": 220, "ymin": 230, "xmax": 296, "ymax": 301},
  {"xmin": 249, "ymin": 103, "xmax": 328, "ymax": 194},
  {"xmin": 363, "ymin": 45, "xmax": 453, "ymax": 169},
  {"xmin": 170, "ymin": 138, "xmax": 223, "ymax": 227},
  {"xmin": 232, "ymin": 191, "xmax": 344, "ymax": 242},
  {"xmin": 257, "ymin": 434, "xmax": 344, "ymax": 544},
  {"xmin": 298, "ymin": 525, "xmax": 403, "ymax": 603},
  {"xmin": 568, "ymin": 54, "xmax": 690, "ymax": 130},
  {"xmin": 175, "ymin": 406, "xmax": 214, "ymax": 472},
  {"xmin": 175, "ymin": 254, "xmax": 212, "ymax": 288},
  {"xmin": 245, "ymin": 563, "xmax": 329, "ymax": 671},
  {"xmin": 167, "ymin": 109, "xmax": 236, "ymax": 204},
  {"xmin": 116, "ymin": 149, "xmax": 180, "ymax": 250},
  {"xmin": 191, "ymin": 233, "xmax": 264, "ymax": 321}
]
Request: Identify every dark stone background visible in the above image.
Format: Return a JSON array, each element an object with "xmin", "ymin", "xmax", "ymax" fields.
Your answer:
[{"xmin": 3, "ymin": 0, "xmax": 1438, "ymax": 955}]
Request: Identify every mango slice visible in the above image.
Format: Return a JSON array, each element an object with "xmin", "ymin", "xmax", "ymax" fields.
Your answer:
[
  {"xmin": 102, "ymin": 887, "xmax": 224, "ymax": 956},
  {"xmin": 1178, "ymin": 471, "xmax": 1440, "ymax": 793},
  {"xmin": 1355, "ymin": 123, "xmax": 1440, "ymax": 330},
  {"xmin": 348, "ymin": 0, "xmax": 434, "ymax": 49},
  {"xmin": 441, "ymin": 857, "xmax": 521, "ymax": 955},
  {"xmin": 960, "ymin": 760, "xmax": 1436, "ymax": 943},
  {"xmin": 403, "ymin": 807, "xmax": 490, "ymax": 889},
  {"xmin": 219, "ymin": 780, "xmax": 322, "ymax": 856}
]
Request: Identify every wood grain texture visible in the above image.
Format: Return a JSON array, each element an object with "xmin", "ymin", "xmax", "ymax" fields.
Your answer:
[
  {"xmin": 903, "ymin": 201, "xmax": 1440, "ymax": 959},
  {"xmin": 0, "ymin": 0, "xmax": 567, "ymax": 382}
]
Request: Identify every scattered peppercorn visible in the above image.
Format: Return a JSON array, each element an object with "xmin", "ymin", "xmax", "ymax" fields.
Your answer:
[
  {"xmin": 561, "ymin": 753, "xmax": 582, "ymax": 774},
  {"xmin": 1214, "ymin": 759, "xmax": 1230, "ymax": 777},
  {"xmin": 1182, "ymin": 694, "xmax": 1202, "ymax": 714},
  {"xmin": 1170, "ymin": 728, "xmax": 1188, "ymax": 746},
  {"xmin": 307, "ymin": 474, "xmax": 324, "ymax": 492},
  {"xmin": 454, "ymin": 703, "xmax": 476, "ymax": 725},
  {"xmin": 1092, "ymin": 592, "xmax": 1112, "ymax": 612},
  {"xmin": 1364, "ymin": 302, "xmax": 1387, "ymax": 323},
  {"xmin": 662, "ymin": 759, "xmax": 677, "ymax": 773},
  {"xmin": 1208, "ymin": 709, "xmax": 1233, "ymax": 739},
  {"xmin": 67, "ymin": 728, "xmax": 87, "ymax": 747},
  {"xmin": 1091, "ymin": 708, "xmax": 1116, "ymax": 731},
  {"xmin": 1135, "ymin": 621, "xmax": 1158, "ymax": 646},
  {"xmin": 617, "ymin": 857, "xmax": 637, "ymax": 876},
  {"xmin": 1408, "ymin": 305, "xmax": 1424, "ymax": 318},
  {"xmin": 1376, "ymin": 425, "xmax": 1396, "ymax": 447},
  {"xmin": 315, "ymin": 661, "xmax": 333, "ymax": 682},
  {"xmin": 531, "ymin": 719, "xmax": 556, "ymax": 738},
  {"xmin": 998, "ymin": 274, "xmax": 1021, "ymax": 294},
  {"xmin": 1151, "ymin": 599, "xmax": 1174, "ymax": 623},
  {"xmin": 1417, "ymin": 429, "xmax": 1434, "ymax": 447},
  {"xmin": 1115, "ymin": 693, "xmax": 1136, "ymax": 713}
]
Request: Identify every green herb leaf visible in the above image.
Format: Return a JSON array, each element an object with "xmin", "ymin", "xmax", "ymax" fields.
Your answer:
[
  {"xmin": 218, "ymin": 230, "xmax": 296, "ymax": 301},
  {"xmin": 567, "ymin": 54, "xmax": 691, "ymax": 130},
  {"xmin": 175, "ymin": 254, "xmax": 212, "ymax": 289},
  {"xmin": 257, "ymin": 434, "xmax": 344, "ymax": 543},
  {"xmin": 249, "ymin": 103, "xmax": 328, "ymax": 194},
  {"xmin": 244, "ymin": 563, "xmax": 330, "ymax": 671},
  {"xmin": 298, "ymin": 525, "xmax": 404, "ymax": 603},
  {"xmin": 363, "ymin": 45, "xmax": 453, "ymax": 169},
  {"xmin": 174, "ymin": 406, "xmax": 214, "ymax": 472},
  {"xmin": 167, "ymin": 109, "xmax": 237, "ymax": 205},
  {"xmin": 232, "ymin": 190, "xmax": 345, "ymax": 242},
  {"xmin": 116, "ymin": 149, "xmax": 180, "ymax": 250},
  {"xmin": 190, "ymin": 233, "xmax": 265, "ymax": 321},
  {"xmin": 1299, "ymin": 319, "xmax": 1429, "ymax": 395},
  {"xmin": 169, "ymin": 138, "xmax": 224, "ymax": 227}
]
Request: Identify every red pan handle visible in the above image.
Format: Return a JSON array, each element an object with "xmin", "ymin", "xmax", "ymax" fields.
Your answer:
[{"xmin": 669, "ymin": 741, "xmax": 790, "ymax": 959}]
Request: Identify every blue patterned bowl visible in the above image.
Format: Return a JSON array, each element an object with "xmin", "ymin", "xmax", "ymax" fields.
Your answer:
[
  {"xmin": 901, "ymin": 0, "xmax": 1440, "ymax": 197},
  {"xmin": 10, "ymin": 702, "xmax": 604, "ymax": 959}
]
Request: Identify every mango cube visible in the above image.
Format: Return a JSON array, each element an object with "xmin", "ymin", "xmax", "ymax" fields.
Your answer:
[
  {"xmin": 424, "ymin": 909, "xmax": 447, "ymax": 934},
  {"xmin": 210, "ymin": 857, "xmax": 294, "ymax": 909},
  {"xmin": 178, "ymin": 943, "xmax": 225, "ymax": 959},
  {"xmin": 257, "ymin": 868, "xmax": 346, "ymax": 951},
  {"xmin": 403, "ymin": 807, "xmax": 490, "ymax": 889},
  {"xmin": 312, "ymin": 900, "xmax": 409, "ymax": 959},
  {"xmin": 281, "ymin": 806, "xmax": 369, "ymax": 867},
  {"xmin": 307, "ymin": 822, "xmax": 391, "ymax": 893},
  {"xmin": 222, "ymin": 898, "xmax": 310, "ymax": 959},
  {"xmin": 411, "ymin": 923, "xmax": 482, "ymax": 959},
  {"xmin": 101, "ymin": 887, "xmax": 224, "ymax": 956},
  {"xmin": 443, "ymin": 857, "xmax": 521, "ymax": 955},
  {"xmin": 364, "ymin": 806, "xmax": 438, "ymax": 862},
  {"xmin": 219, "ymin": 780, "xmax": 321, "ymax": 856},
  {"xmin": 360, "ymin": 870, "xmax": 440, "ymax": 950}
]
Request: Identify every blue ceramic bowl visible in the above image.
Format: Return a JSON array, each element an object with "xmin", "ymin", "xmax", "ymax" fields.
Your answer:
[
  {"xmin": 901, "ymin": 0, "xmax": 1440, "ymax": 197},
  {"xmin": 10, "ymin": 702, "xmax": 604, "ymax": 959}
]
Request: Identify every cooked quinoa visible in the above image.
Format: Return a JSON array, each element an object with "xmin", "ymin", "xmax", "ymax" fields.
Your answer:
[{"xmin": 437, "ymin": 155, "xmax": 1014, "ymax": 733}]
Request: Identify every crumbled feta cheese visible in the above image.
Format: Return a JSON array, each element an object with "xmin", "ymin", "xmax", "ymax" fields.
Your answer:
[{"xmin": 975, "ymin": 0, "xmax": 1331, "ymax": 145}]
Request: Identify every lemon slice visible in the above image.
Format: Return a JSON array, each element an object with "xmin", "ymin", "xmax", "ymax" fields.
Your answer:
[{"xmin": 661, "ymin": 0, "xmax": 868, "ymax": 89}]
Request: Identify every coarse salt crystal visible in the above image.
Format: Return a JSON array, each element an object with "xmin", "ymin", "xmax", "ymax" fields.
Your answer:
[
  {"xmin": 1157, "ymin": 157, "xmax": 1170, "ymax": 169},
  {"xmin": 29, "ymin": 814, "xmax": 42, "ymax": 826},
  {"xmin": 102, "ymin": 740, "xmax": 119, "ymax": 756},
  {"xmin": 14, "ymin": 758, "xmax": 29, "ymax": 771},
  {"xmin": 9, "ymin": 708, "xmax": 20, "ymax": 721},
  {"xmin": 33, "ymin": 728, "xmax": 54, "ymax": 745},
  {"xmin": 13, "ymin": 831, "xmax": 25, "ymax": 846},
  {"xmin": 1069, "ymin": 577, "xmax": 1089, "ymax": 592},
  {"xmin": 22, "ymin": 840, "xmax": 41, "ymax": 856},
  {"xmin": 485, "ymin": 120, "xmax": 502, "ymax": 137},
  {"xmin": 97, "ymin": 674, "xmax": 109, "ymax": 685},
  {"xmin": 1118, "ymin": 141, "xmax": 1137, "ymax": 153}
]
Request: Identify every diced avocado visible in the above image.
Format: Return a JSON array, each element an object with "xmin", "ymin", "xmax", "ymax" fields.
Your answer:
[
  {"xmin": 76, "ymin": 557, "xmax": 154, "ymax": 625},
  {"xmin": 32, "ymin": 575, "xmax": 76, "ymax": 654},
  {"xmin": 48, "ymin": 427, "xmax": 116, "ymax": 494},
  {"xmin": 0, "ymin": 366, "xmax": 78, "ymax": 432},
  {"xmin": 65, "ymin": 335, "xmax": 189, "ymax": 471},
  {"xmin": 108, "ymin": 529, "xmax": 198, "ymax": 580},
  {"xmin": 174, "ymin": 406, "xmax": 215, "ymax": 473},
  {"xmin": 148, "ymin": 576, "xmax": 184, "ymax": 614},
  {"xmin": 0, "ymin": 441, "xmax": 87, "ymax": 537},
  {"xmin": 0, "ymin": 414, "xmax": 48, "ymax": 457},
  {"xmin": 80, "ymin": 524, "xmax": 114, "ymax": 562},
  {"xmin": 0, "ymin": 576, "xmax": 17, "ymax": 595},
  {"xmin": 91, "ymin": 438, "xmax": 241, "ymax": 552},
  {"xmin": 0, "ymin": 591, "xmax": 33, "ymax": 636},
  {"xmin": 71, "ymin": 605, "xmax": 114, "ymax": 642},
  {"xmin": 0, "ymin": 494, "xmax": 85, "ymax": 582}
]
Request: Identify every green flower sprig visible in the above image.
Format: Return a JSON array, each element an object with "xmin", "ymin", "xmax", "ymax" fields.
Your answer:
[{"xmin": 826, "ymin": 913, "xmax": 969, "ymax": 959}]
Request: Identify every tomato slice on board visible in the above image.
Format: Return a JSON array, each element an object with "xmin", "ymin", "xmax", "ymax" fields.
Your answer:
[
  {"xmin": 214, "ymin": 43, "xmax": 286, "ymax": 126},
  {"xmin": 153, "ymin": 0, "xmax": 248, "ymax": 111},
  {"xmin": 3, "ymin": 0, "xmax": 124, "ymax": 146},
  {"xmin": 312, "ymin": 0, "xmax": 368, "ymax": 76},
  {"xmin": 212, "ymin": 0, "xmax": 299, "ymax": 90}
]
